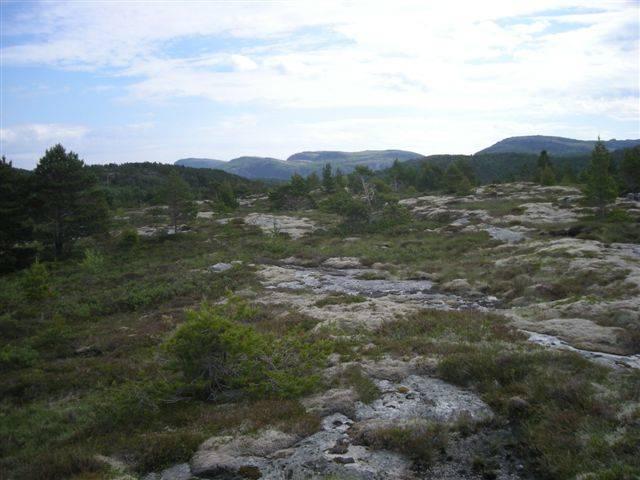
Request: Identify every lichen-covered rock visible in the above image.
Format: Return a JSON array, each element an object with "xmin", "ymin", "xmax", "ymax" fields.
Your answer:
[{"xmin": 190, "ymin": 429, "xmax": 298, "ymax": 477}]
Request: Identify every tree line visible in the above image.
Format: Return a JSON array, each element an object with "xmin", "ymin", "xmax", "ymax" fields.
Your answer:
[{"xmin": 1, "ymin": 145, "xmax": 242, "ymax": 272}]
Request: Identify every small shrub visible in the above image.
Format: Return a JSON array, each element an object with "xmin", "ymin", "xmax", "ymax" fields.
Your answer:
[
  {"xmin": 132, "ymin": 431, "xmax": 204, "ymax": 473},
  {"xmin": 80, "ymin": 247, "xmax": 105, "ymax": 272},
  {"xmin": 315, "ymin": 293, "xmax": 366, "ymax": 307},
  {"xmin": 21, "ymin": 447, "xmax": 106, "ymax": 480},
  {"xmin": 21, "ymin": 260, "xmax": 51, "ymax": 301},
  {"xmin": 164, "ymin": 299, "xmax": 328, "ymax": 399},
  {"xmin": 341, "ymin": 365, "xmax": 380, "ymax": 404},
  {"xmin": 354, "ymin": 421, "xmax": 448, "ymax": 467},
  {"xmin": 0, "ymin": 345, "xmax": 39, "ymax": 372},
  {"xmin": 119, "ymin": 227, "xmax": 139, "ymax": 249}
]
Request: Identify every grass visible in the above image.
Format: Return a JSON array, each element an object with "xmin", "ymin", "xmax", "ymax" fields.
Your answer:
[
  {"xmin": 352, "ymin": 421, "xmax": 448, "ymax": 468},
  {"xmin": 314, "ymin": 293, "xmax": 367, "ymax": 307},
  {"xmin": 340, "ymin": 364, "xmax": 381, "ymax": 404}
]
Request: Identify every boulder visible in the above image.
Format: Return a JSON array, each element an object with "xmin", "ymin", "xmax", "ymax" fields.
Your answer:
[
  {"xmin": 322, "ymin": 257, "xmax": 362, "ymax": 269},
  {"xmin": 190, "ymin": 429, "xmax": 298, "ymax": 477},
  {"xmin": 209, "ymin": 262, "xmax": 233, "ymax": 272}
]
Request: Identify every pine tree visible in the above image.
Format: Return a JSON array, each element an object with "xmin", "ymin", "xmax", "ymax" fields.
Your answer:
[
  {"xmin": 335, "ymin": 168, "xmax": 345, "ymax": 189},
  {"xmin": 0, "ymin": 156, "xmax": 35, "ymax": 271},
  {"xmin": 584, "ymin": 139, "xmax": 618, "ymax": 216},
  {"xmin": 322, "ymin": 163, "xmax": 335, "ymax": 193},
  {"xmin": 162, "ymin": 171, "xmax": 196, "ymax": 232},
  {"xmin": 33, "ymin": 144, "xmax": 110, "ymax": 258},
  {"xmin": 540, "ymin": 165, "xmax": 556, "ymax": 186},
  {"xmin": 620, "ymin": 146, "xmax": 640, "ymax": 194}
]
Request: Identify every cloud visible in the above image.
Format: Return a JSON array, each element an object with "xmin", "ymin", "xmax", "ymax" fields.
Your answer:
[
  {"xmin": 0, "ymin": 1, "xmax": 638, "ymax": 166},
  {"xmin": 0, "ymin": 123, "xmax": 89, "ymax": 144}
]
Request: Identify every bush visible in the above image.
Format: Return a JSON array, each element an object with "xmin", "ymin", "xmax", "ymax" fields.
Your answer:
[
  {"xmin": 80, "ymin": 247, "xmax": 105, "ymax": 273},
  {"xmin": 132, "ymin": 431, "xmax": 204, "ymax": 473},
  {"xmin": 164, "ymin": 298, "xmax": 328, "ymax": 399},
  {"xmin": 353, "ymin": 421, "xmax": 448, "ymax": 467},
  {"xmin": 0, "ymin": 345, "xmax": 39, "ymax": 372},
  {"xmin": 21, "ymin": 447, "xmax": 106, "ymax": 480},
  {"xmin": 118, "ymin": 227, "xmax": 139, "ymax": 249},
  {"xmin": 21, "ymin": 260, "xmax": 51, "ymax": 301}
]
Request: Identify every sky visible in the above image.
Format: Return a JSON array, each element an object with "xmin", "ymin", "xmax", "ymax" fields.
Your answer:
[{"xmin": 1, "ymin": 0, "xmax": 639, "ymax": 169}]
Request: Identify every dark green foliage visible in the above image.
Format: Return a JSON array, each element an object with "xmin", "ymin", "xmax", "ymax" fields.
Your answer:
[
  {"xmin": 306, "ymin": 171, "xmax": 320, "ymax": 190},
  {"xmin": 118, "ymin": 227, "xmax": 140, "ymax": 249},
  {"xmin": 164, "ymin": 299, "xmax": 328, "ymax": 399},
  {"xmin": 0, "ymin": 157, "xmax": 37, "ymax": 272},
  {"xmin": 584, "ymin": 140, "xmax": 618, "ymax": 216},
  {"xmin": 335, "ymin": 167, "xmax": 346, "ymax": 189},
  {"xmin": 619, "ymin": 146, "xmax": 640, "ymax": 193},
  {"xmin": 539, "ymin": 165, "xmax": 556, "ymax": 186},
  {"xmin": 33, "ymin": 144, "xmax": 110, "ymax": 258},
  {"xmin": 269, "ymin": 173, "xmax": 315, "ymax": 210},
  {"xmin": 322, "ymin": 163, "xmax": 335, "ymax": 193},
  {"xmin": 160, "ymin": 171, "xmax": 197, "ymax": 230},
  {"xmin": 215, "ymin": 180, "xmax": 239, "ymax": 210},
  {"xmin": 91, "ymin": 162, "xmax": 258, "ymax": 208},
  {"xmin": 0, "ymin": 344, "xmax": 39, "ymax": 372},
  {"xmin": 445, "ymin": 162, "xmax": 473, "ymax": 195},
  {"xmin": 21, "ymin": 259, "xmax": 51, "ymax": 301}
]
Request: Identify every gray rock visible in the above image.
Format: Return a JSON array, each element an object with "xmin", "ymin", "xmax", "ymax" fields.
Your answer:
[
  {"xmin": 190, "ymin": 429, "xmax": 298, "ymax": 477},
  {"xmin": 322, "ymin": 257, "xmax": 362, "ymax": 269},
  {"xmin": 485, "ymin": 226, "xmax": 526, "ymax": 243},
  {"xmin": 209, "ymin": 262, "xmax": 233, "ymax": 272},
  {"xmin": 441, "ymin": 278, "xmax": 472, "ymax": 294},
  {"xmin": 142, "ymin": 463, "xmax": 194, "ymax": 480},
  {"xmin": 302, "ymin": 388, "xmax": 358, "ymax": 417},
  {"xmin": 355, "ymin": 375, "xmax": 493, "ymax": 423}
]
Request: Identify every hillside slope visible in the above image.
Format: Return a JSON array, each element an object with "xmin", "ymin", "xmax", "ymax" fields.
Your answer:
[
  {"xmin": 175, "ymin": 150, "xmax": 423, "ymax": 180},
  {"xmin": 477, "ymin": 135, "xmax": 640, "ymax": 156}
]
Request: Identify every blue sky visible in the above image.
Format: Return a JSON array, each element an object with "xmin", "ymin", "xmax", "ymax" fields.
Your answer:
[{"xmin": 1, "ymin": 0, "xmax": 638, "ymax": 169}]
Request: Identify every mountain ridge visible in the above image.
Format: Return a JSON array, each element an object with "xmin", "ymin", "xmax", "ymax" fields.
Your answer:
[{"xmin": 477, "ymin": 135, "xmax": 640, "ymax": 156}]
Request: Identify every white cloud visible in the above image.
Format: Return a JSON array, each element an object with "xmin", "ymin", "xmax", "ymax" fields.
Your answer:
[
  {"xmin": 1, "ymin": 1, "xmax": 638, "ymax": 166},
  {"xmin": 0, "ymin": 123, "xmax": 89, "ymax": 144}
]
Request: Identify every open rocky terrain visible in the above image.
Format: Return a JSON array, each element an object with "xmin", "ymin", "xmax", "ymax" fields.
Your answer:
[
  {"xmin": 136, "ymin": 183, "xmax": 639, "ymax": 480},
  {"xmin": 2, "ymin": 182, "xmax": 639, "ymax": 480}
]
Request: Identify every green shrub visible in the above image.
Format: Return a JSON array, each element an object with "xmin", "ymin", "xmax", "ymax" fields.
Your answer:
[
  {"xmin": 30, "ymin": 315, "xmax": 74, "ymax": 358},
  {"xmin": 132, "ymin": 431, "xmax": 204, "ymax": 473},
  {"xmin": 341, "ymin": 364, "xmax": 380, "ymax": 404},
  {"xmin": 80, "ymin": 247, "xmax": 105, "ymax": 272},
  {"xmin": 164, "ymin": 299, "xmax": 328, "ymax": 399},
  {"xmin": 21, "ymin": 260, "xmax": 51, "ymax": 301},
  {"xmin": 0, "ymin": 345, "xmax": 39, "ymax": 372},
  {"xmin": 20, "ymin": 447, "xmax": 106, "ymax": 480},
  {"xmin": 119, "ymin": 227, "xmax": 139, "ymax": 249},
  {"xmin": 354, "ymin": 422, "xmax": 448, "ymax": 467}
]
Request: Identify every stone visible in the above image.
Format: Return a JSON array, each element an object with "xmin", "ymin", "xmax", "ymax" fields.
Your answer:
[
  {"xmin": 301, "ymin": 388, "xmax": 358, "ymax": 417},
  {"xmin": 322, "ymin": 257, "xmax": 362, "ymax": 269},
  {"xmin": 244, "ymin": 213, "xmax": 316, "ymax": 239},
  {"xmin": 209, "ymin": 262, "xmax": 233, "ymax": 272},
  {"xmin": 142, "ymin": 463, "xmax": 193, "ymax": 480},
  {"xmin": 441, "ymin": 278, "xmax": 472, "ymax": 294},
  {"xmin": 355, "ymin": 375, "xmax": 494, "ymax": 424},
  {"xmin": 190, "ymin": 429, "xmax": 298, "ymax": 477}
]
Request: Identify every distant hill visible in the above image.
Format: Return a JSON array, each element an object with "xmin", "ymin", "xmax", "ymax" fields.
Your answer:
[
  {"xmin": 175, "ymin": 150, "xmax": 423, "ymax": 180},
  {"xmin": 477, "ymin": 135, "xmax": 640, "ymax": 156}
]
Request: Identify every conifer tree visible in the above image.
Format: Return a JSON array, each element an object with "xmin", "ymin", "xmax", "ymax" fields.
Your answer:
[{"xmin": 584, "ymin": 139, "xmax": 618, "ymax": 216}]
